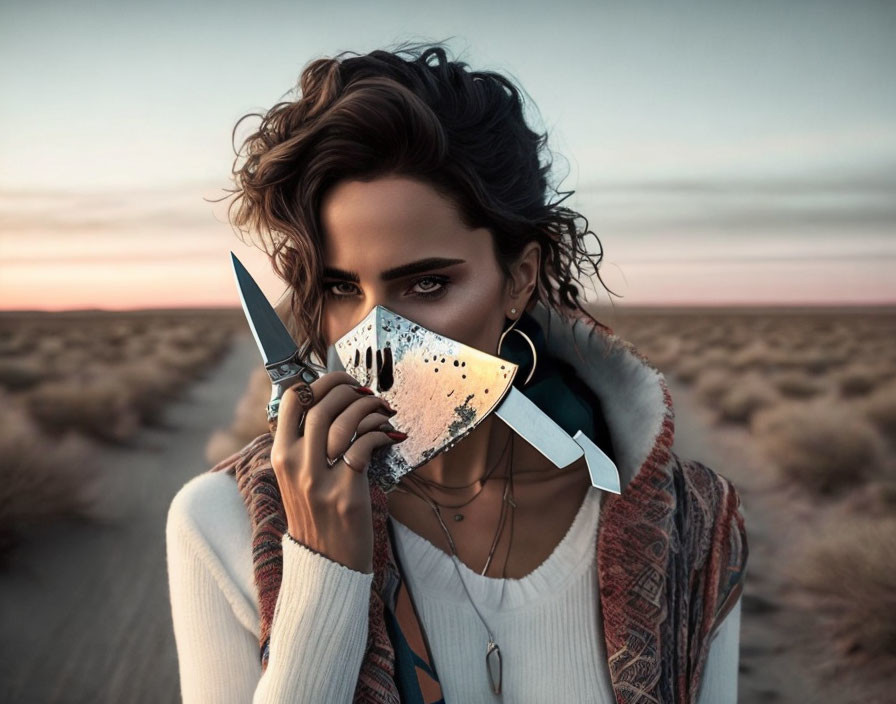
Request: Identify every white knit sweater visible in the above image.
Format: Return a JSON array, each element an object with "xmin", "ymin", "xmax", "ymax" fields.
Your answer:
[{"xmin": 166, "ymin": 470, "xmax": 741, "ymax": 703}]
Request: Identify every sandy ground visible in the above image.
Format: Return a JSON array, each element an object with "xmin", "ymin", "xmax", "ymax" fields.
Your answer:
[
  {"xmin": 0, "ymin": 331, "xmax": 258, "ymax": 704},
  {"xmin": 0, "ymin": 330, "xmax": 878, "ymax": 703},
  {"xmin": 667, "ymin": 377, "xmax": 895, "ymax": 704}
]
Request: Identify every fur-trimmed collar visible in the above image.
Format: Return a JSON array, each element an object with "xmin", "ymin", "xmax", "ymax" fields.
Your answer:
[{"xmin": 527, "ymin": 301, "xmax": 676, "ymax": 493}]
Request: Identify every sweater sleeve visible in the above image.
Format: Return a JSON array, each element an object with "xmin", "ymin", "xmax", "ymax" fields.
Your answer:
[
  {"xmin": 165, "ymin": 478, "xmax": 373, "ymax": 703},
  {"xmin": 695, "ymin": 595, "xmax": 742, "ymax": 704},
  {"xmin": 253, "ymin": 534, "xmax": 373, "ymax": 702}
]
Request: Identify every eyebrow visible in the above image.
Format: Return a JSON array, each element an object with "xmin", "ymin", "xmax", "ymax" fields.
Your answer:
[{"xmin": 322, "ymin": 257, "xmax": 466, "ymax": 283}]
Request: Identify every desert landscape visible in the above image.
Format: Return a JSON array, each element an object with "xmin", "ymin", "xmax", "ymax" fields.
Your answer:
[{"xmin": 0, "ymin": 304, "xmax": 894, "ymax": 703}]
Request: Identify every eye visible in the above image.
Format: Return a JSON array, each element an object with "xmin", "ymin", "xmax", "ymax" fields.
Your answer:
[
  {"xmin": 407, "ymin": 275, "xmax": 450, "ymax": 299},
  {"xmin": 323, "ymin": 275, "xmax": 451, "ymax": 301},
  {"xmin": 324, "ymin": 281, "xmax": 359, "ymax": 298}
]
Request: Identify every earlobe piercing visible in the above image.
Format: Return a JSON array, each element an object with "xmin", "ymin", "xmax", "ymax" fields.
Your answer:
[{"xmin": 510, "ymin": 308, "xmax": 517, "ymax": 316}]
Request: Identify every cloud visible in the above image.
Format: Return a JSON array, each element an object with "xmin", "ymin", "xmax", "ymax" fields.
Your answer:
[{"xmin": 0, "ymin": 184, "xmax": 234, "ymax": 233}]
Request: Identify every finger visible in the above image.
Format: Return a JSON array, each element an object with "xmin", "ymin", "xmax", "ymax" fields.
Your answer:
[
  {"xmin": 273, "ymin": 371, "xmax": 360, "ymax": 460},
  {"xmin": 355, "ymin": 410, "xmax": 397, "ymax": 436},
  {"xmin": 338, "ymin": 429, "xmax": 408, "ymax": 476},
  {"xmin": 304, "ymin": 386, "xmax": 388, "ymax": 458},
  {"xmin": 326, "ymin": 399, "xmax": 396, "ymax": 459}
]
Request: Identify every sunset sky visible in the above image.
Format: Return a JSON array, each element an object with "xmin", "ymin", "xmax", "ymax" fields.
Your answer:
[{"xmin": 1, "ymin": 0, "xmax": 894, "ymax": 309}]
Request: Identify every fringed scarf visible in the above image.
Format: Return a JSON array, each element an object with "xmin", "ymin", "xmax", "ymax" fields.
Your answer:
[{"xmin": 208, "ymin": 306, "xmax": 748, "ymax": 704}]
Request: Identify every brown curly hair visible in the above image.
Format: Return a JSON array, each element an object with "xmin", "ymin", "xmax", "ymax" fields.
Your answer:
[{"xmin": 222, "ymin": 41, "xmax": 618, "ymax": 364}]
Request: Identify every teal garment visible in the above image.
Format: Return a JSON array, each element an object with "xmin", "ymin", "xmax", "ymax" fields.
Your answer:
[
  {"xmin": 497, "ymin": 311, "xmax": 616, "ymax": 464},
  {"xmin": 384, "ymin": 517, "xmax": 446, "ymax": 704}
]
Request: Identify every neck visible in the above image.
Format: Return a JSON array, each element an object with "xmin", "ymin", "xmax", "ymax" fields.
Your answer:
[{"xmin": 405, "ymin": 413, "xmax": 513, "ymax": 490}]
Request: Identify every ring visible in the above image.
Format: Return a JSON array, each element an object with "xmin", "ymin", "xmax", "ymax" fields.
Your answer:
[
  {"xmin": 292, "ymin": 380, "xmax": 315, "ymax": 408},
  {"xmin": 325, "ymin": 431, "xmax": 359, "ymax": 468}
]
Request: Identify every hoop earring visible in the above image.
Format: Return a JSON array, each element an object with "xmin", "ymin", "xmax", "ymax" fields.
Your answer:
[{"xmin": 497, "ymin": 318, "xmax": 538, "ymax": 386}]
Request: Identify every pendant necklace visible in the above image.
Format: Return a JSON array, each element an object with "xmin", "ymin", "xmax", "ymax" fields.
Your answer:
[{"xmin": 393, "ymin": 431, "xmax": 517, "ymax": 695}]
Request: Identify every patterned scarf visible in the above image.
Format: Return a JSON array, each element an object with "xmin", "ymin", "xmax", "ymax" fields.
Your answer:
[{"xmin": 209, "ymin": 307, "xmax": 748, "ymax": 704}]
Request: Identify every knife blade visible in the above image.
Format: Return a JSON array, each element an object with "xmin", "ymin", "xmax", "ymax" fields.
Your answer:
[
  {"xmin": 493, "ymin": 386, "xmax": 621, "ymax": 494},
  {"xmin": 230, "ymin": 252, "xmax": 326, "ymax": 430}
]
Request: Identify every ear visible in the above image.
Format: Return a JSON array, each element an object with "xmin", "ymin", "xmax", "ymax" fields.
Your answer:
[{"xmin": 504, "ymin": 241, "xmax": 541, "ymax": 316}]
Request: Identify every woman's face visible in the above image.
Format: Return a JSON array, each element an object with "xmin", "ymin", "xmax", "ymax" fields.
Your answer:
[{"xmin": 319, "ymin": 175, "xmax": 528, "ymax": 355}]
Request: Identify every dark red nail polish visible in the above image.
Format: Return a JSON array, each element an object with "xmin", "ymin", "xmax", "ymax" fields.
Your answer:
[
  {"xmin": 355, "ymin": 386, "xmax": 375, "ymax": 395},
  {"xmin": 386, "ymin": 431, "xmax": 407, "ymax": 441}
]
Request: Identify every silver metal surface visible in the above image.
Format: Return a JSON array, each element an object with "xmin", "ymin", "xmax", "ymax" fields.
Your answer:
[
  {"xmin": 493, "ymin": 386, "xmax": 585, "ymax": 468},
  {"xmin": 572, "ymin": 430, "xmax": 621, "ymax": 494},
  {"xmin": 333, "ymin": 305, "xmax": 519, "ymax": 489},
  {"xmin": 231, "ymin": 252, "xmax": 301, "ymax": 368},
  {"xmin": 231, "ymin": 252, "xmax": 324, "ymax": 425},
  {"xmin": 493, "ymin": 389, "xmax": 620, "ymax": 493}
]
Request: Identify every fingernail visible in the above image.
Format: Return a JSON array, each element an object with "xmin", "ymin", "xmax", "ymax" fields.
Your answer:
[
  {"xmin": 378, "ymin": 422, "xmax": 396, "ymax": 433},
  {"xmin": 355, "ymin": 386, "xmax": 375, "ymax": 395},
  {"xmin": 383, "ymin": 406, "xmax": 398, "ymax": 417},
  {"xmin": 386, "ymin": 431, "xmax": 408, "ymax": 441}
]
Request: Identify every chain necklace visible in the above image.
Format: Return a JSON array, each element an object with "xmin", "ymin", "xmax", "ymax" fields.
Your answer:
[
  {"xmin": 392, "ymin": 431, "xmax": 516, "ymax": 695},
  {"xmin": 405, "ymin": 426, "xmax": 513, "ymax": 522}
]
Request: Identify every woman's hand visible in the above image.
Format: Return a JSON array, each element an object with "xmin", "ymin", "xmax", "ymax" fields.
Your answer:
[{"xmin": 270, "ymin": 371, "xmax": 406, "ymax": 574}]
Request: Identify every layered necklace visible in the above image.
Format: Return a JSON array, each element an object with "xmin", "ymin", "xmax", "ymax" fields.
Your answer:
[{"xmin": 391, "ymin": 425, "xmax": 516, "ymax": 695}]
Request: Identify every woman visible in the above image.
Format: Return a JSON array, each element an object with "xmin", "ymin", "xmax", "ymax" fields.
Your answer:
[{"xmin": 166, "ymin": 43, "xmax": 747, "ymax": 703}]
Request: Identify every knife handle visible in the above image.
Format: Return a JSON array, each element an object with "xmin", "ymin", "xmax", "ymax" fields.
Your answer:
[{"xmin": 265, "ymin": 350, "xmax": 324, "ymax": 435}]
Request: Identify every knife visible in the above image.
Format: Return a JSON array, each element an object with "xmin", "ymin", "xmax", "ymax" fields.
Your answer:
[{"xmin": 230, "ymin": 252, "xmax": 327, "ymax": 433}]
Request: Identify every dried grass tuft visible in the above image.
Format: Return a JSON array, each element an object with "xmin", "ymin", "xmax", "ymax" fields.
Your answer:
[
  {"xmin": 718, "ymin": 372, "xmax": 779, "ymax": 424},
  {"xmin": 857, "ymin": 381, "xmax": 896, "ymax": 439},
  {"xmin": 204, "ymin": 366, "xmax": 272, "ymax": 467},
  {"xmin": 770, "ymin": 370, "xmax": 826, "ymax": 400},
  {"xmin": 0, "ymin": 395, "xmax": 101, "ymax": 559},
  {"xmin": 794, "ymin": 517, "xmax": 896, "ymax": 660},
  {"xmin": 751, "ymin": 399, "xmax": 886, "ymax": 494},
  {"xmin": 837, "ymin": 366, "xmax": 880, "ymax": 398},
  {"xmin": 694, "ymin": 367, "xmax": 732, "ymax": 407},
  {"xmin": 24, "ymin": 379, "xmax": 141, "ymax": 444}
]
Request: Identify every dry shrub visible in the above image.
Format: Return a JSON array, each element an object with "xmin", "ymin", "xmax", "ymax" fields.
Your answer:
[
  {"xmin": 673, "ymin": 357, "xmax": 704, "ymax": 385},
  {"xmin": 701, "ymin": 347, "xmax": 733, "ymax": 368},
  {"xmin": 0, "ymin": 359, "xmax": 43, "ymax": 392},
  {"xmin": 841, "ymin": 479, "xmax": 896, "ymax": 517},
  {"xmin": 0, "ymin": 395, "xmax": 101, "ymax": 559},
  {"xmin": 858, "ymin": 381, "xmax": 896, "ymax": 438},
  {"xmin": 751, "ymin": 399, "xmax": 885, "ymax": 494},
  {"xmin": 794, "ymin": 517, "xmax": 896, "ymax": 660},
  {"xmin": 729, "ymin": 340, "xmax": 773, "ymax": 372},
  {"xmin": 694, "ymin": 367, "xmax": 731, "ymax": 407},
  {"xmin": 52, "ymin": 348, "xmax": 95, "ymax": 382},
  {"xmin": 802, "ymin": 348, "xmax": 842, "ymax": 376},
  {"xmin": 155, "ymin": 325, "xmax": 196, "ymax": 351},
  {"xmin": 641, "ymin": 337, "xmax": 681, "ymax": 372},
  {"xmin": 115, "ymin": 359, "xmax": 184, "ymax": 424},
  {"xmin": 37, "ymin": 336, "xmax": 66, "ymax": 358},
  {"xmin": 24, "ymin": 379, "xmax": 141, "ymax": 444},
  {"xmin": 0, "ymin": 311, "xmax": 242, "ymax": 445},
  {"xmin": 0, "ymin": 332, "xmax": 35, "ymax": 356},
  {"xmin": 205, "ymin": 366, "xmax": 272, "ymax": 467},
  {"xmin": 718, "ymin": 372, "xmax": 779, "ymax": 424},
  {"xmin": 770, "ymin": 370, "xmax": 825, "ymax": 399},
  {"xmin": 837, "ymin": 365, "xmax": 880, "ymax": 398},
  {"xmin": 153, "ymin": 344, "xmax": 212, "ymax": 379}
]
